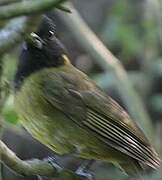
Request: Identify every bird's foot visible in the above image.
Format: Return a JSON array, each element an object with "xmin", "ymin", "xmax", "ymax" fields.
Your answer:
[
  {"xmin": 75, "ymin": 160, "xmax": 95, "ymax": 180},
  {"xmin": 44, "ymin": 156, "xmax": 63, "ymax": 172},
  {"xmin": 75, "ymin": 169, "xmax": 95, "ymax": 180},
  {"xmin": 37, "ymin": 156, "xmax": 63, "ymax": 180}
]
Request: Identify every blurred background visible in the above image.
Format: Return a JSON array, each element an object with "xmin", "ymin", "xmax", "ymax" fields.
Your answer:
[{"xmin": 1, "ymin": 0, "xmax": 162, "ymax": 179}]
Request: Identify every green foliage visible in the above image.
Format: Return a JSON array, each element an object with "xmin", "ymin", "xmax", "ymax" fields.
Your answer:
[
  {"xmin": 111, "ymin": 0, "xmax": 128, "ymax": 17},
  {"xmin": 103, "ymin": 19, "xmax": 141, "ymax": 58},
  {"xmin": 101, "ymin": 0, "xmax": 142, "ymax": 59},
  {"xmin": 3, "ymin": 53, "xmax": 17, "ymax": 82},
  {"xmin": 101, "ymin": 0, "xmax": 159, "ymax": 63},
  {"xmin": 3, "ymin": 108, "xmax": 18, "ymax": 124},
  {"xmin": 2, "ymin": 95, "xmax": 18, "ymax": 124},
  {"xmin": 0, "ymin": 53, "xmax": 18, "ymax": 124}
]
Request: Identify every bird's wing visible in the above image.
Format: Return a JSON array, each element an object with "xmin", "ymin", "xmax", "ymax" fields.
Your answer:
[
  {"xmin": 42, "ymin": 70, "xmax": 160, "ymax": 169},
  {"xmin": 81, "ymin": 90, "xmax": 160, "ymax": 169}
]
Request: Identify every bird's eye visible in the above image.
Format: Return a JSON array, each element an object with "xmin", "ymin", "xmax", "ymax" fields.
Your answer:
[{"xmin": 48, "ymin": 30, "xmax": 54, "ymax": 39}]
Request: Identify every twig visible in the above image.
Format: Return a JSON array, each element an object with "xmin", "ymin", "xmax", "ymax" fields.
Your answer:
[
  {"xmin": 0, "ymin": 0, "xmax": 20, "ymax": 6},
  {"xmin": 57, "ymin": 2, "xmax": 154, "ymax": 140},
  {"xmin": 0, "ymin": 16, "xmax": 41, "ymax": 54},
  {"xmin": 0, "ymin": 140, "xmax": 55, "ymax": 177},
  {"xmin": 0, "ymin": 0, "xmax": 67, "ymax": 20},
  {"xmin": 0, "ymin": 139, "xmax": 86, "ymax": 179},
  {"xmin": 57, "ymin": 4, "xmax": 71, "ymax": 13}
]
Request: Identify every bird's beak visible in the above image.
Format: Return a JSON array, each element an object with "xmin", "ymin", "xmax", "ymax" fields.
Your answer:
[{"xmin": 25, "ymin": 32, "xmax": 44, "ymax": 49}]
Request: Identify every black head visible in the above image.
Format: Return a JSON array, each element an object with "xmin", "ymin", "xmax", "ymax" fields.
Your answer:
[{"xmin": 14, "ymin": 16, "xmax": 67, "ymax": 90}]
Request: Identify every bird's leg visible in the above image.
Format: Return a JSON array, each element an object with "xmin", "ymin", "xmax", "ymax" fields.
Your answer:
[{"xmin": 75, "ymin": 160, "xmax": 95, "ymax": 180}]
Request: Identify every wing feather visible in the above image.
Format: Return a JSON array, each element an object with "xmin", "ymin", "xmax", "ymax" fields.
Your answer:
[
  {"xmin": 42, "ymin": 69, "xmax": 161, "ymax": 169},
  {"xmin": 88, "ymin": 109, "xmax": 156, "ymax": 158},
  {"xmin": 83, "ymin": 109, "xmax": 160, "ymax": 168}
]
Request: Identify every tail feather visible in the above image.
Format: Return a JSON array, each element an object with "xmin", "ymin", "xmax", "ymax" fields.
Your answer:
[{"xmin": 119, "ymin": 159, "xmax": 145, "ymax": 178}]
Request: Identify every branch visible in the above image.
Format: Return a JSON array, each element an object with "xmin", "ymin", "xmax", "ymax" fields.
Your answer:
[
  {"xmin": 0, "ymin": 139, "xmax": 86, "ymax": 180},
  {"xmin": 0, "ymin": 0, "xmax": 68, "ymax": 54},
  {"xmin": 0, "ymin": 0, "xmax": 67, "ymax": 20},
  {"xmin": 0, "ymin": 0, "xmax": 20, "ymax": 6},
  {"xmin": 57, "ymin": 2, "xmax": 154, "ymax": 140},
  {"xmin": 0, "ymin": 140, "xmax": 55, "ymax": 176},
  {"xmin": 0, "ymin": 16, "xmax": 41, "ymax": 54}
]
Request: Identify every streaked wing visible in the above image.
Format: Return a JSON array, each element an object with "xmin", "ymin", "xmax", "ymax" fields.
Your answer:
[
  {"xmin": 84, "ymin": 107, "xmax": 160, "ymax": 168},
  {"xmin": 42, "ymin": 70, "xmax": 161, "ymax": 169},
  {"xmin": 81, "ymin": 90, "xmax": 160, "ymax": 169}
]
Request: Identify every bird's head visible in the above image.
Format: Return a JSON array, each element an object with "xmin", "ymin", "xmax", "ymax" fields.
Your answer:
[
  {"xmin": 14, "ymin": 16, "xmax": 68, "ymax": 90},
  {"xmin": 25, "ymin": 16, "xmax": 66, "ymax": 61}
]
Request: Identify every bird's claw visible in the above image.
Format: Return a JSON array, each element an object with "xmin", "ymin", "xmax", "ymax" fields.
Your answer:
[
  {"xmin": 75, "ymin": 166, "xmax": 95, "ymax": 180},
  {"xmin": 44, "ymin": 156, "xmax": 63, "ymax": 172}
]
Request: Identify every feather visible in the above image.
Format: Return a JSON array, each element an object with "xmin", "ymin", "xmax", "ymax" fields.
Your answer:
[
  {"xmin": 83, "ymin": 109, "xmax": 160, "ymax": 168},
  {"xmin": 41, "ymin": 66, "xmax": 161, "ymax": 169}
]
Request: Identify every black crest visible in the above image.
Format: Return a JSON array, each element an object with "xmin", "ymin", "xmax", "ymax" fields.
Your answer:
[{"xmin": 37, "ymin": 16, "xmax": 56, "ymax": 39}]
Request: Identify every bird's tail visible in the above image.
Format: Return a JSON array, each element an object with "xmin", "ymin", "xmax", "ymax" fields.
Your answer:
[{"xmin": 119, "ymin": 159, "xmax": 147, "ymax": 179}]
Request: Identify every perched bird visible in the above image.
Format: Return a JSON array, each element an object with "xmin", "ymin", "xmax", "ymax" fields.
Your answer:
[{"xmin": 14, "ymin": 16, "xmax": 161, "ymax": 177}]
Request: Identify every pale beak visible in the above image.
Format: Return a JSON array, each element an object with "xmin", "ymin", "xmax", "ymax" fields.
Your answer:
[{"xmin": 26, "ymin": 32, "xmax": 44, "ymax": 49}]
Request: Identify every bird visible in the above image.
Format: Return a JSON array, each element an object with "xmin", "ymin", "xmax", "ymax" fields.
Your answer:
[{"xmin": 14, "ymin": 16, "xmax": 161, "ymax": 178}]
